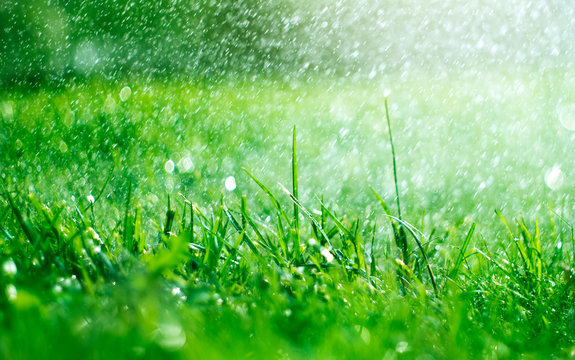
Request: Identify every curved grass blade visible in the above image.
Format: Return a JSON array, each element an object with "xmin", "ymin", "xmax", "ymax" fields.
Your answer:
[
  {"xmin": 386, "ymin": 215, "xmax": 438, "ymax": 295},
  {"xmin": 371, "ymin": 186, "xmax": 409, "ymax": 263},
  {"xmin": 449, "ymin": 223, "xmax": 476, "ymax": 279},
  {"xmin": 243, "ymin": 168, "xmax": 291, "ymax": 227},
  {"xmin": 278, "ymin": 183, "xmax": 341, "ymax": 263}
]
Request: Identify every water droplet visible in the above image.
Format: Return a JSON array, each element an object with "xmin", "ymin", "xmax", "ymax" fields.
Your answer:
[
  {"xmin": 478, "ymin": 182, "xmax": 487, "ymax": 191},
  {"xmin": 104, "ymin": 96, "xmax": 116, "ymax": 112},
  {"xmin": 164, "ymin": 160, "xmax": 175, "ymax": 174},
  {"xmin": 320, "ymin": 248, "xmax": 334, "ymax": 263},
  {"xmin": 396, "ymin": 341, "xmax": 409, "ymax": 353},
  {"xmin": 557, "ymin": 103, "xmax": 575, "ymax": 131},
  {"xmin": 3, "ymin": 259, "xmax": 17, "ymax": 277},
  {"xmin": 0, "ymin": 101, "xmax": 14, "ymax": 120},
  {"xmin": 6, "ymin": 284, "xmax": 17, "ymax": 301},
  {"xmin": 225, "ymin": 176, "xmax": 236, "ymax": 191},
  {"xmin": 87, "ymin": 194, "xmax": 95, "ymax": 203},
  {"xmin": 119, "ymin": 86, "xmax": 132, "ymax": 101},
  {"xmin": 545, "ymin": 165, "xmax": 564, "ymax": 190},
  {"xmin": 178, "ymin": 157, "xmax": 193, "ymax": 172},
  {"xmin": 153, "ymin": 322, "xmax": 186, "ymax": 350},
  {"xmin": 59, "ymin": 140, "xmax": 68, "ymax": 153}
]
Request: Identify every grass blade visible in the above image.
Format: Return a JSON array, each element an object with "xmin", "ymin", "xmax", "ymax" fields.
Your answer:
[
  {"xmin": 292, "ymin": 126, "xmax": 300, "ymax": 259},
  {"xmin": 243, "ymin": 168, "xmax": 291, "ymax": 226},
  {"xmin": 278, "ymin": 183, "xmax": 341, "ymax": 263},
  {"xmin": 386, "ymin": 215, "xmax": 438, "ymax": 295},
  {"xmin": 449, "ymin": 223, "xmax": 476, "ymax": 279}
]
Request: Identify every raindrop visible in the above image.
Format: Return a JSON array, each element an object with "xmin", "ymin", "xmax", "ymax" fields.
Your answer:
[
  {"xmin": 2, "ymin": 259, "xmax": 17, "ymax": 277},
  {"xmin": 6, "ymin": 284, "xmax": 17, "ymax": 301},
  {"xmin": 396, "ymin": 341, "xmax": 409, "ymax": 353},
  {"xmin": 164, "ymin": 160, "xmax": 175, "ymax": 174},
  {"xmin": 557, "ymin": 103, "xmax": 575, "ymax": 131},
  {"xmin": 104, "ymin": 96, "xmax": 116, "ymax": 112},
  {"xmin": 478, "ymin": 182, "xmax": 487, "ymax": 191},
  {"xmin": 119, "ymin": 86, "xmax": 132, "ymax": 102},
  {"xmin": 59, "ymin": 140, "xmax": 68, "ymax": 153},
  {"xmin": 178, "ymin": 157, "xmax": 193, "ymax": 172},
  {"xmin": 0, "ymin": 102, "xmax": 13, "ymax": 121},
  {"xmin": 225, "ymin": 176, "xmax": 237, "ymax": 191},
  {"xmin": 320, "ymin": 248, "xmax": 334, "ymax": 263},
  {"xmin": 545, "ymin": 165, "xmax": 564, "ymax": 190},
  {"xmin": 153, "ymin": 322, "xmax": 186, "ymax": 350}
]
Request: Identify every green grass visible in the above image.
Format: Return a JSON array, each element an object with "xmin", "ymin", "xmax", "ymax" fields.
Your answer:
[{"xmin": 1, "ymin": 71, "xmax": 575, "ymax": 359}]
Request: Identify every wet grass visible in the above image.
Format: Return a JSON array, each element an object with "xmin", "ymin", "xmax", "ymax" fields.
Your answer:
[{"xmin": 1, "ymin": 73, "xmax": 575, "ymax": 358}]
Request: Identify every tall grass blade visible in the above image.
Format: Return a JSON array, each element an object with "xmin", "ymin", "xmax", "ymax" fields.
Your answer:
[
  {"xmin": 371, "ymin": 186, "xmax": 409, "ymax": 263},
  {"xmin": 123, "ymin": 178, "xmax": 133, "ymax": 245},
  {"xmin": 449, "ymin": 223, "xmax": 476, "ymax": 279},
  {"xmin": 384, "ymin": 97, "xmax": 403, "ymax": 221},
  {"xmin": 292, "ymin": 126, "xmax": 301, "ymax": 259}
]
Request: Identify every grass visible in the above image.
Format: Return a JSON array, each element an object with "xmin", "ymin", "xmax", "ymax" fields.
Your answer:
[{"xmin": 1, "ymin": 71, "xmax": 575, "ymax": 359}]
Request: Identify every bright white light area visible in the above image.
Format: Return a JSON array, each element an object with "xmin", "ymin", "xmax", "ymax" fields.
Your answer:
[
  {"xmin": 225, "ymin": 176, "xmax": 237, "ymax": 191},
  {"xmin": 320, "ymin": 248, "xmax": 334, "ymax": 263},
  {"xmin": 545, "ymin": 165, "xmax": 564, "ymax": 190}
]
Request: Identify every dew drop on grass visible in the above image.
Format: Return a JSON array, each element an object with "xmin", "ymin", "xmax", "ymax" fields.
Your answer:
[
  {"xmin": 545, "ymin": 165, "xmax": 564, "ymax": 190},
  {"xmin": 225, "ymin": 176, "xmax": 237, "ymax": 191}
]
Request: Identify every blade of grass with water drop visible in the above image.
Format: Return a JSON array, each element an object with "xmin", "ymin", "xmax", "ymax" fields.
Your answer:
[{"xmin": 279, "ymin": 183, "xmax": 341, "ymax": 263}]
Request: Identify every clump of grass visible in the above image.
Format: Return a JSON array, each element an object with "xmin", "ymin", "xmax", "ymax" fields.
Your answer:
[{"xmin": 0, "ymin": 96, "xmax": 574, "ymax": 359}]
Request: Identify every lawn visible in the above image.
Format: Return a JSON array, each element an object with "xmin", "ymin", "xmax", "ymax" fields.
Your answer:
[{"xmin": 1, "ymin": 68, "xmax": 575, "ymax": 359}]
